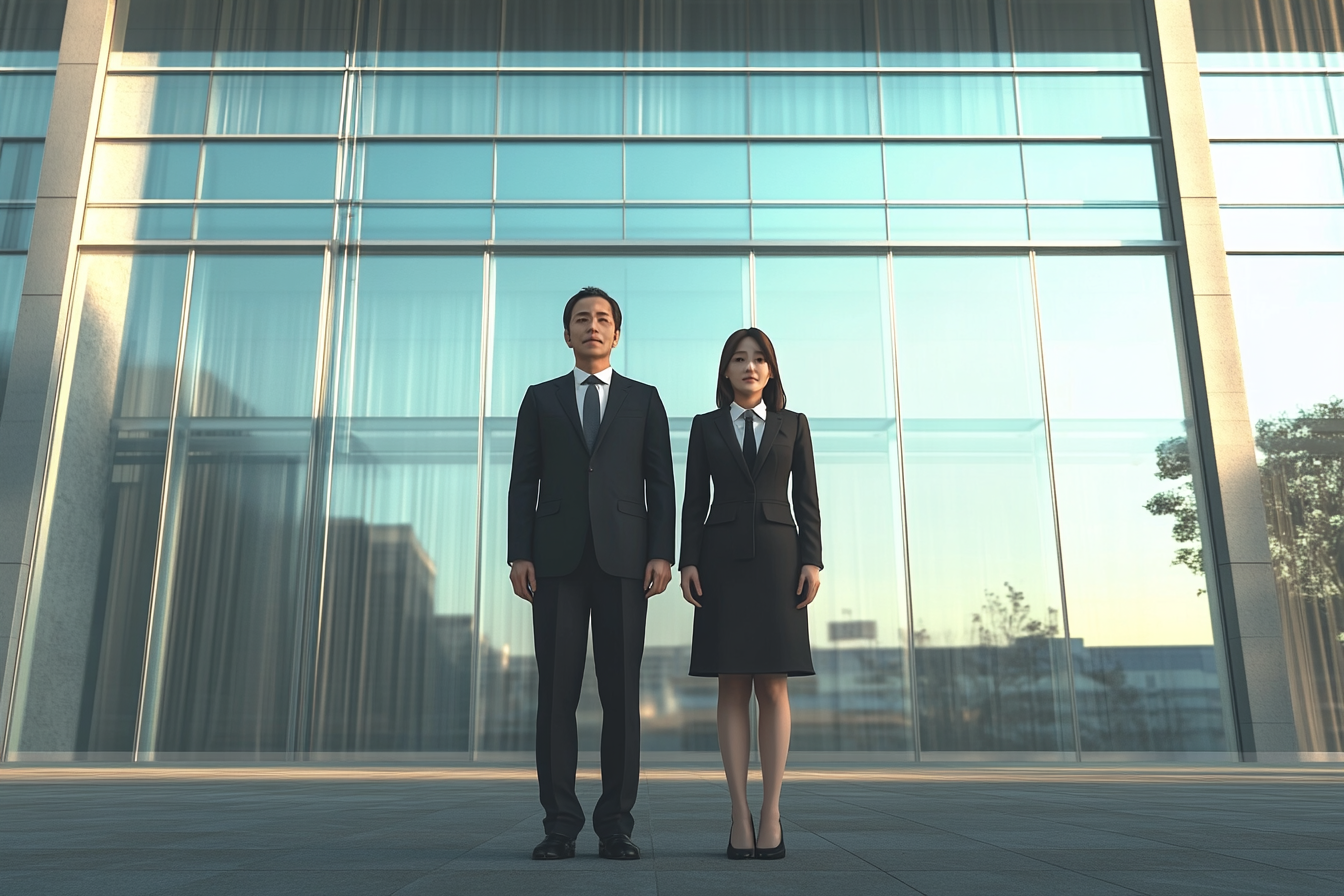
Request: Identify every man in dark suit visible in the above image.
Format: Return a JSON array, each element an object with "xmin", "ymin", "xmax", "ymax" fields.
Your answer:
[{"xmin": 507, "ymin": 286, "xmax": 675, "ymax": 861}]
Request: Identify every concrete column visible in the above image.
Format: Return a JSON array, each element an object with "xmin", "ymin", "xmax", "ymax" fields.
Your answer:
[
  {"xmin": 0, "ymin": 0, "xmax": 114, "ymax": 754},
  {"xmin": 1149, "ymin": 0, "xmax": 1299, "ymax": 759}
]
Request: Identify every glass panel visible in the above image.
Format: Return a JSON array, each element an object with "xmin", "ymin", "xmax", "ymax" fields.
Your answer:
[
  {"xmin": 626, "ymin": 143, "xmax": 748, "ymax": 200},
  {"xmin": 481, "ymin": 256, "xmax": 747, "ymax": 751},
  {"xmin": 750, "ymin": 75, "xmax": 879, "ymax": 136},
  {"xmin": 0, "ymin": 74, "xmax": 55, "ymax": 137},
  {"xmin": 83, "ymin": 206, "xmax": 195, "ymax": 241},
  {"xmin": 207, "ymin": 74, "xmax": 343, "ymax": 135},
  {"xmin": 631, "ymin": 0, "xmax": 747, "ymax": 67},
  {"xmin": 748, "ymin": 0, "xmax": 877, "ymax": 67},
  {"xmin": 1331, "ymin": 76, "xmax": 1344, "ymax": 131},
  {"xmin": 0, "ymin": 140, "xmax": 42, "ymax": 201},
  {"xmin": 1028, "ymin": 208, "xmax": 1166, "ymax": 241},
  {"xmin": 0, "ymin": 208, "xmax": 33, "ymax": 250},
  {"xmin": 88, "ymin": 142, "xmax": 199, "ymax": 201},
  {"xmin": 752, "ymin": 206, "xmax": 887, "ymax": 239},
  {"xmin": 356, "ymin": 0, "xmax": 501, "ymax": 67},
  {"xmin": 1191, "ymin": 0, "xmax": 1344, "ymax": 70},
  {"xmin": 494, "ymin": 206, "xmax": 623, "ymax": 239},
  {"xmin": 894, "ymin": 256, "xmax": 1073, "ymax": 754},
  {"xmin": 151, "ymin": 254, "xmax": 323, "ymax": 755},
  {"xmin": 1210, "ymin": 143, "xmax": 1344, "ymax": 203},
  {"xmin": 500, "ymin": 75, "xmax": 622, "ymax": 135},
  {"xmin": 1226, "ymin": 254, "xmax": 1344, "ymax": 752},
  {"xmin": 1220, "ymin": 208, "xmax": 1344, "ymax": 251},
  {"xmin": 888, "ymin": 206, "xmax": 1027, "ymax": 240},
  {"xmin": 0, "ymin": 0, "xmax": 67, "ymax": 67},
  {"xmin": 878, "ymin": 0, "xmax": 1011, "ymax": 67},
  {"xmin": 501, "ymin": 0, "xmax": 624, "ymax": 67},
  {"xmin": 361, "ymin": 143, "xmax": 494, "ymax": 200},
  {"xmin": 195, "ymin": 205, "xmax": 334, "ymax": 240},
  {"xmin": 100, "ymin": 75, "xmax": 210, "ymax": 135},
  {"xmin": 751, "ymin": 143, "xmax": 884, "ymax": 200},
  {"xmin": 496, "ymin": 142, "xmax": 623, "ymax": 200},
  {"xmin": 1035, "ymin": 256, "xmax": 1227, "ymax": 753},
  {"xmin": 200, "ymin": 142, "xmax": 338, "ymax": 200},
  {"xmin": 112, "ymin": 0, "xmax": 219, "ymax": 68},
  {"xmin": 1011, "ymin": 0, "xmax": 1149, "ymax": 68},
  {"xmin": 1022, "ymin": 144, "xmax": 1160, "ymax": 201},
  {"xmin": 886, "ymin": 143, "xmax": 1023, "ymax": 200},
  {"xmin": 1201, "ymin": 75, "xmax": 1334, "ymax": 138},
  {"xmin": 214, "ymin": 0, "xmax": 354, "ymax": 67},
  {"xmin": 315, "ymin": 256, "xmax": 484, "ymax": 753},
  {"xmin": 359, "ymin": 206, "xmax": 492, "ymax": 240},
  {"xmin": 881, "ymin": 75, "xmax": 1016, "ymax": 136},
  {"xmin": 624, "ymin": 206, "xmax": 750, "ymax": 238},
  {"xmin": 1017, "ymin": 75, "xmax": 1154, "ymax": 137},
  {"xmin": 358, "ymin": 75, "xmax": 497, "ymax": 136},
  {"xmin": 625, "ymin": 75, "xmax": 747, "ymax": 135},
  {"xmin": 0, "ymin": 253, "xmax": 23, "ymax": 418},
  {"xmin": 755, "ymin": 256, "xmax": 912, "ymax": 751}
]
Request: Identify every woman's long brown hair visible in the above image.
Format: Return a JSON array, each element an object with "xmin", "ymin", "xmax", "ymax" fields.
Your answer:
[{"xmin": 715, "ymin": 328, "xmax": 787, "ymax": 411}]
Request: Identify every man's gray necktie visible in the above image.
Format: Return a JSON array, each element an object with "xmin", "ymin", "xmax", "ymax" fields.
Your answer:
[
  {"xmin": 742, "ymin": 409, "xmax": 758, "ymax": 470},
  {"xmin": 582, "ymin": 375, "xmax": 602, "ymax": 452}
]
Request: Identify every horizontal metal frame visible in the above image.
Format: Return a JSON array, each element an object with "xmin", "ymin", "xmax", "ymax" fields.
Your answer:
[
  {"xmin": 85, "ymin": 200, "xmax": 1170, "ymax": 208},
  {"xmin": 1199, "ymin": 66, "xmax": 1344, "ymax": 75},
  {"xmin": 1217, "ymin": 203, "xmax": 1344, "ymax": 209},
  {"xmin": 106, "ymin": 65, "xmax": 1155, "ymax": 76},
  {"xmin": 74, "ymin": 240, "xmax": 1179, "ymax": 255},
  {"xmin": 1206, "ymin": 137, "xmax": 1344, "ymax": 143},
  {"xmin": 90, "ymin": 133, "xmax": 1165, "ymax": 143},
  {"xmin": 1226, "ymin": 249, "xmax": 1344, "ymax": 255}
]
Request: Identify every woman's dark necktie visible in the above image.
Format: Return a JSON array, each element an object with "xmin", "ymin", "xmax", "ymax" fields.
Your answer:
[
  {"xmin": 583, "ymin": 375, "xmax": 602, "ymax": 452},
  {"xmin": 742, "ymin": 409, "xmax": 758, "ymax": 469}
]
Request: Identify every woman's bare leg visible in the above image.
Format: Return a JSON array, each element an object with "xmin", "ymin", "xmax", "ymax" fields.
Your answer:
[
  {"xmin": 753, "ymin": 674, "xmax": 791, "ymax": 849},
  {"xmin": 718, "ymin": 674, "xmax": 755, "ymax": 848}
]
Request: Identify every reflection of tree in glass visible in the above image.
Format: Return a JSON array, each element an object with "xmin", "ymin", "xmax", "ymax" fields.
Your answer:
[
  {"xmin": 1144, "ymin": 436, "xmax": 1204, "ymax": 589},
  {"xmin": 972, "ymin": 583, "xmax": 1059, "ymax": 646}
]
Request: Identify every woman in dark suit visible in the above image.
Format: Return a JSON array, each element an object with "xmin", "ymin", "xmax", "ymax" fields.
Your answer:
[{"xmin": 679, "ymin": 328, "xmax": 822, "ymax": 861}]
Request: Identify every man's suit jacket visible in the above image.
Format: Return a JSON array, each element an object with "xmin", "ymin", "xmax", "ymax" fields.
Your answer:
[{"xmin": 508, "ymin": 371, "xmax": 676, "ymax": 580}]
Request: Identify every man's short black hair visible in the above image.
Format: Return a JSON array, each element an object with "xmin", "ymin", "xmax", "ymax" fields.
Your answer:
[{"xmin": 563, "ymin": 286, "xmax": 622, "ymax": 332}]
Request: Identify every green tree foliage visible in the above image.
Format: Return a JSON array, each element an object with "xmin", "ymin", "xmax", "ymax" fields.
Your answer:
[{"xmin": 1144, "ymin": 436, "xmax": 1204, "ymax": 583}]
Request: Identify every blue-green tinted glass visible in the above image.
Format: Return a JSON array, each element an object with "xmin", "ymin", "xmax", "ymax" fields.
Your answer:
[
  {"xmin": 748, "ymin": 0, "xmax": 877, "ymax": 67},
  {"xmin": 359, "ymin": 206, "xmax": 492, "ymax": 240},
  {"xmin": 0, "ymin": 141, "xmax": 43, "ymax": 201},
  {"xmin": 1012, "ymin": 0, "xmax": 1148, "ymax": 68},
  {"xmin": 1210, "ymin": 143, "xmax": 1344, "ymax": 203},
  {"xmin": 1221, "ymin": 209, "xmax": 1344, "ymax": 252},
  {"xmin": 887, "ymin": 144, "xmax": 1023, "ymax": 200},
  {"xmin": 624, "ymin": 206, "xmax": 750, "ymax": 239},
  {"xmin": 496, "ymin": 142, "xmax": 622, "ymax": 200},
  {"xmin": 1201, "ymin": 75, "xmax": 1334, "ymax": 137},
  {"xmin": 878, "ymin": 0, "xmax": 1011, "ymax": 67},
  {"xmin": 1035, "ymin": 255, "xmax": 1227, "ymax": 752},
  {"xmin": 355, "ymin": 0, "xmax": 501, "ymax": 67},
  {"xmin": 1018, "ymin": 75, "xmax": 1154, "ymax": 136},
  {"xmin": 1190, "ymin": 0, "xmax": 1336, "ymax": 70},
  {"xmin": 213, "ymin": 0, "xmax": 354, "ymax": 68},
  {"xmin": 0, "ymin": 207, "xmax": 33, "ymax": 249},
  {"xmin": 195, "ymin": 206, "xmax": 334, "ymax": 240},
  {"xmin": 1023, "ymin": 144, "xmax": 1159, "ymax": 201},
  {"xmin": 112, "ymin": 0, "xmax": 217, "ymax": 68},
  {"xmin": 0, "ymin": 74, "xmax": 54, "ymax": 137},
  {"xmin": 0, "ymin": 255, "xmax": 21, "ymax": 417},
  {"xmin": 495, "ymin": 206, "xmax": 623, "ymax": 239},
  {"xmin": 207, "ymin": 74, "xmax": 343, "ymax": 135},
  {"xmin": 0, "ymin": 0, "xmax": 64, "ymax": 67},
  {"xmin": 200, "ymin": 142, "xmax": 338, "ymax": 200},
  {"xmin": 1331, "ymin": 77, "xmax": 1344, "ymax": 132},
  {"xmin": 881, "ymin": 75, "xmax": 1015, "ymax": 136},
  {"xmin": 625, "ymin": 75, "xmax": 747, "ymax": 135},
  {"xmin": 358, "ymin": 75, "xmax": 496, "ymax": 136},
  {"xmin": 625, "ymin": 143, "xmax": 748, "ymax": 200},
  {"xmin": 751, "ymin": 143, "xmax": 884, "ymax": 200},
  {"xmin": 500, "ymin": 0, "xmax": 624, "ymax": 67},
  {"xmin": 361, "ymin": 143, "xmax": 493, "ymax": 200},
  {"xmin": 500, "ymin": 75, "xmax": 621, "ymax": 135},
  {"xmin": 88, "ymin": 142, "xmax": 199, "ymax": 201},
  {"xmin": 889, "ymin": 207, "xmax": 1027, "ymax": 240},
  {"xmin": 629, "ymin": 0, "xmax": 747, "ymax": 66},
  {"xmin": 750, "ymin": 75, "xmax": 879, "ymax": 136},
  {"xmin": 752, "ymin": 206, "xmax": 887, "ymax": 240},
  {"xmin": 1030, "ymin": 208, "xmax": 1166, "ymax": 241},
  {"xmin": 83, "ymin": 205, "xmax": 195, "ymax": 240},
  {"xmin": 99, "ymin": 75, "xmax": 209, "ymax": 135}
]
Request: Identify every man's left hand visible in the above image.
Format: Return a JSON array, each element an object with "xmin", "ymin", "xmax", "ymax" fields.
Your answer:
[{"xmin": 644, "ymin": 559, "xmax": 672, "ymax": 598}]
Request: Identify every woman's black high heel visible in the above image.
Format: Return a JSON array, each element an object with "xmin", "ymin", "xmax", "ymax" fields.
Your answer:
[
  {"xmin": 726, "ymin": 813, "xmax": 756, "ymax": 859},
  {"xmin": 755, "ymin": 816, "xmax": 785, "ymax": 860}
]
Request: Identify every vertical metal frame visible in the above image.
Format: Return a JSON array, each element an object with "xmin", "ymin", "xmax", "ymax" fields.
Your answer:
[{"xmin": 468, "ymin": 250, "xmax": 497, "ymax": 758}]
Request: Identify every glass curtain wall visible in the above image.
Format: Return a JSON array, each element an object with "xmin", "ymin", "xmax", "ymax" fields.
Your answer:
[
  {"xmin": 7, "ymin": 0, "xmax": 1233, "ymax": 759},
  {"xmin": 1193, "ymin": 0, "xmax": 1344, "ymax": 754}
]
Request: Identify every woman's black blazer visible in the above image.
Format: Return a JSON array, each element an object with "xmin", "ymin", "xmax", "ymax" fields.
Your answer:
[{"xmin": 678, "ymin": 407, "xmax": 823, "ymax": 571}]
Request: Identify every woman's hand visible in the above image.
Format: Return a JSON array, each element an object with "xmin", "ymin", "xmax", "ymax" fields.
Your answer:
[
  {"xmin": 796, "ymin": 564, "xmax": 821, "ymax": 609},
  {"xmin": 680, "ymin": 566, "xmax": 703, "ymax": 607}
]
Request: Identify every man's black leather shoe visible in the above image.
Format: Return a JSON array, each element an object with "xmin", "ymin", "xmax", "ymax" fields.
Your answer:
[
  {"xmin": 532, "ymin": 834, "xmax": 576, "ymax": 860},
  {"xmin": 598, "ymin": 834, "xmax": 641, "ymax": 860}
]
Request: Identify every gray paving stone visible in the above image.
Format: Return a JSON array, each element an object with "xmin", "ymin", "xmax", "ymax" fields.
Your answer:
[
  {"xmin": 654, "ymin": 869, "xmax": 921, "ymax": 895},
  {"xmin": 1017, "ymin": 847, "xmax": 1271, "ymax": 871},
  {"xmin": 394, "ymin": 869, "xmax": 659, "ymax": 895},
  {"xmin": 1093, "ymin": 869, "xmax": 1344, "ymax": 896},
  {"xmin": 892, "ymin": 869, "xmax": 1138, "ymax": 895},
  {"xmin": 0, "ymin": 870, "xmax": 215, "ymax": 895},
  {"xmin": 156, "ymin": 870, "xmax": 424, "ymax": 896},
  {"xmin": 856, "ymin": 847, "xmax": 1057, "ymax": 871},
  {"xmin": 1213, "ymin": 849, "xmax": 1344, "ymax": 870}
]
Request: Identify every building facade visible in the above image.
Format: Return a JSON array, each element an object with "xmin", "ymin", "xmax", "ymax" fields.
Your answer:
[{"xmin": 0, "ymin": 0, "xmax": 1338, "ymax": 761}]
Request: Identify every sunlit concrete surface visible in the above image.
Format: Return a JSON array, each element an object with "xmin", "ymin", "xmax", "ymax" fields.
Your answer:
[{"xmin": 1, "ymin": 764, "xmax": 1342, "ymax": 895}]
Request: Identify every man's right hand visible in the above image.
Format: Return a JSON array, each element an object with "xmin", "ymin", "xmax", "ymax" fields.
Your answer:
[
  {"xmin": 510, "ymin": 561, "xmax": 537, "ymax": 602},
  {"xmin": 680, "ymin": 566, "xmax": 702, "ymax": 607}
]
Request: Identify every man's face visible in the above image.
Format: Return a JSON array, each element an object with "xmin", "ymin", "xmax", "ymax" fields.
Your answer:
[{"xmin": 564, "ymin": 296, "xmax": 620, "ymax": 363}]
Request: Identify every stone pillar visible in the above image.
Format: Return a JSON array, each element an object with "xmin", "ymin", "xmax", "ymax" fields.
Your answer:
[{"xmin": 1149, "ymin": 0, "xmax": 1299, "ymax": 760}]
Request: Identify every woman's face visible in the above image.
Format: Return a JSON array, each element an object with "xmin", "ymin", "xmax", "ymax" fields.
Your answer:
[{"xmin": 725, "ymin": 336, "xmax": 771, "ymax": 401}]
